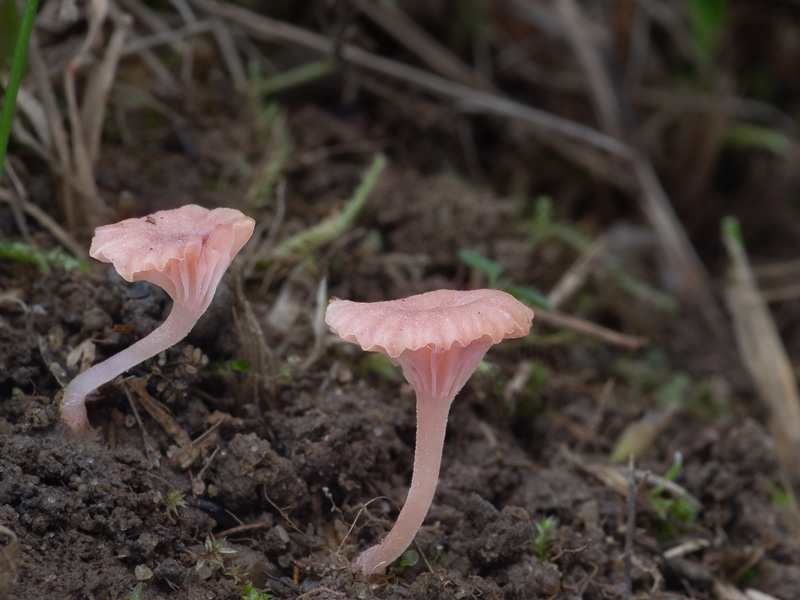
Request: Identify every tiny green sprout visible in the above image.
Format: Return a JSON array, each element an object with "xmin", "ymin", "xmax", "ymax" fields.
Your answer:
[
  {"xmin": 0, "ymin": 241, "xmax": 88, "ymax": 273},
  {"xmin": 648, "ymin": 452, "xmax": 698, "ymax": 538},
  {"xmin": 277, "ymin": 355, "xmax": 301, "ymax": 383},
  {"xmin": 738, "ymin": 564, "xmax": 759, "ymax": 587},
  {"xmin": 389, "ymin": 548, "xmax": 420, "ymax": 574},
  {"xmin": 240, "ymin": 581, "xmax": 273, "ymax": 600},
  {"xmin": 214, "ymin": 359, "xmax": 251, "ymax": 373},
  {"xmin": 155, "ymin": 488, "xmax": 188, "ymax": 517},
  {"xmin": 122, "ymin": 583, "xmax": 144, "ymax": 600},
  {"xmin": 533, "ymin": 515, "xmax": 558, "ymax": 562},
  {"xmin": 766, "ymin": 480, "xmax": 793, "ymax": 511},
  {"xmin": 457, "ymin": 248, "xmax": 550, "ymax": 309},
  {"xmin": 458, "ymin": 248, "xmax": 503, "ymax": 289},
  {"xmin": 195, "ymin": 534, "xmax": 236, "ymax": 574},
  {"xmin": 399, "ymin": 549, "xmax": 419, "ymax": 568}
]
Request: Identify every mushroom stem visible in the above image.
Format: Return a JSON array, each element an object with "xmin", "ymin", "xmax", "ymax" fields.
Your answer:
[
  {"xmin": 61, "ymin": 302, "xmax": 202, "ymax": 430},
  {"xmin": 353, "ymin": 342, "xmax": 492, "ymax": 575},
  {"xmin": 353, "ymin": 390, "xmax": 452, "ymax": 575}
]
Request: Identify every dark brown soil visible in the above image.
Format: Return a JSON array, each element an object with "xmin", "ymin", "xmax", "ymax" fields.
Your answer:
[{"xmin": 3, "ymin": 2, "xmax": 800, "ymax": 600}]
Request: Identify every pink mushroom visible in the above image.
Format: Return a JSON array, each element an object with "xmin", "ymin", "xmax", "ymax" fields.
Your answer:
[
  {"xmin": 60, "ymin": 204, "xmax": 255, "ymax": 430},
  {"xmin": 325, "ymin": 289, "xmax": 533, "ymax": 575}
]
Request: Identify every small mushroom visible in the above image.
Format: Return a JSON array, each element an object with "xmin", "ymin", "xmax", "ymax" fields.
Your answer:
[
  {"xmin": 60, "ymin": 204, "xmax": 255, "ymax": 430},
  {"xmin": 325, "ymin": 289, "xmax": 533, "ymax": 574}
]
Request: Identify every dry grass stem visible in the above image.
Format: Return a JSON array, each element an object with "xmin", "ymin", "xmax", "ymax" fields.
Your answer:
[
  {"xmin": 28, "ymin": 32, "xmax": 79, "ymax": 228},
  {"xmin": 211, "ymin": 18, "xmax": 247, "ymax": 91},
  {"xmin": 547, "ymin": 232, "xmax": 609, "ymax": 310},
  {"xmin": 347, "ymin": 0, "xmax": 497, "ymax": 92},
  {"xmin": 1, "ymin": 161, "xmax": 31, "ymax": 240},
  {"xmin": 81, "ymin": 15, "xmax": 132, "ymax": 167},
  {"xmin": 724, "ymin": 228, "xmax": 800, "ymax": 483},
  {"xmin": 753, "ymin": 258, "xmax": 800, "ymax": 279},
  {"xmin": 554, "ymin": 0, "xmax": 624, "ymax": 137},
  {"xmin": 535, "ymin": 308, "xmax": 648, "ymax": 350},
  {"xmin": 122, "ymin": 20, "xmax": 213, "ymax": 55},
  {"xmin": 62, "ymin": 0, "xmax": 117, "ymax": 231}
]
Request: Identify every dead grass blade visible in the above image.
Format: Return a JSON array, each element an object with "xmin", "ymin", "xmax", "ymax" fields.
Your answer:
[
  {"xmin": 28, "ymin": 31, "xmax": 79, "ymax": 229},
  {"xmin": 210, "ymin": 18, "xmax": 247, "ymax": 91},
  {"xmin": 632, "ymin": 155, "xmax": 726, "ymax": 337},
  {"xmin": 547, "ymin": 232, "xmax": 609, "ymax": 310},
  {"xmin": 722, "ymin": 218, "xmax": 800, "ymax": 484},
  {"xmin": 109, "ymin": 0, "xmax": 180, "ymax": 92},
  {"xmin": 346, "ymin": 0, "xmax": 497, "ymax": 92},
  {"xmin": 553, "ymin": 0, "xmax": 624, "ymax": 137},
  {"xmin": 122, "ymin": 19, "xmax": 212, "ymax": 55},
  {"xmin": 81, "ymin": 15, "xmax": 132, "ymax": 167},
  {"xmin": 62, "ymin": 0, "xmax": 117, "ymax": 231},
  {"xmin": 230, "ymin": 266, "xmax": 275, "ymax": 403},
  {"xmin": 0, "ymin": 161, "xmax": 30, "ymax": 240}
]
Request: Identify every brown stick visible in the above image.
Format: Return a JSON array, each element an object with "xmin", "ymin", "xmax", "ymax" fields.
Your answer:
[{"xmin": 535, "ymin": 308, "xmax": 648, "ymax": 350}]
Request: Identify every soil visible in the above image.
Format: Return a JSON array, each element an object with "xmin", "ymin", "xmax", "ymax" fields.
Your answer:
[{"xmin": 3, "ymin": 3, "xmax": 800, "ymax": 600}]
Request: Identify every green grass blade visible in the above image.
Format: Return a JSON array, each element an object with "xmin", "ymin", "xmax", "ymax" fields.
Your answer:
[{"xmin": 0, "ymin": 0, "xmax": 40, "ymax": 183}]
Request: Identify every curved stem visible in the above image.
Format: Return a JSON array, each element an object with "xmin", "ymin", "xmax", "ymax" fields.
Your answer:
[
  {"xmin": 60, "ymin": 303, "xmax": 200, "ymax": 430},
  {"xmin": 353, "ymin": 391, "xmax": 452, "ymax": 575}
]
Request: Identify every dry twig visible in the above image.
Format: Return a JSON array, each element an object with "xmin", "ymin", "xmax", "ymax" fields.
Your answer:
[
  {"xmin": 535, "ymin": 308, "xmax": 648, "ymax": 350},
  {"xmin": 547, "ymin": 232, "xmax": 609, "ymax": 310}
]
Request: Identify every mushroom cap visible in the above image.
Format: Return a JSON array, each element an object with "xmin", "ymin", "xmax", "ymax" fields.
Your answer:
[
  {"xmin": 90, "ymin": 204, "xmax": 255, "ymax": 309},
  {"xmin": 325, "ymin": 289, "xmax": 533, "ymax": 358}
]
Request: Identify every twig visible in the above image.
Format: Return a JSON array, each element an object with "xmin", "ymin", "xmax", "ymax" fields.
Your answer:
[
  {"xmin": 662, "ymin": 538, "xmax": 710, "ymax": 560},
  {"xmin": 215, "ymin": 521, "xmax": 270, "ymax": 538},
  {"xmin": 123, "ymin": 382, "xmax": 161, "ymax": 468},
  {"xmin": 624, "ymin": 0, "xmax": 651, "ymax": 86},
  {"xmin": 550, "ymin": 537, "xmax": 592, "ymax": 561},
  {"xmin": 27, "ymin": 31, "xmax": 79, "ymax": 226},
  {"xmin": 1, "ymin": 160, "xmax": 31, "ymax": 239},
  {"xmin": 117, "ymin": 0, "xmax": 186, "ymax": 51},
  {"xmin": 759, "ymin": 283, "xmax": 800, "ymax": 304},
  {"xmin": 534, "ymin": 308, "xmax": 648, "ymax": 350},
  {"xmin": 210, "ymin": 18, "xmax": 247, "ymax": 91},
  {"xmin": 554, "ymin": 0, "xmax": 624, "ymax": 137},
  {"xmin": 547, "ymin": 232, "xmax": 609, "ymax": 309},
  {"xmin": 263, "ymin": 485, "xmax": 307, "ymax": 539},
  {"xmin": 110, "ymin": 0, "xmax": 181, "ymax": 93},
  {"xmin": 347, "ymin": 0, "xmax": 496, "ymax": 92},
  {"xmin": 81, "ymin": 14, "xmax": 131, "ymax": 167},
  {"xmin": 62, "ymin": 0, "xmax": 109, "ymax": 231},
  {"xmin": 565, "ymin": 449, "xmax": 702, "ymax": 508},
  {"xmin": 122, "ymin": 19, "xmax": 213, "ymax": 55},
  {"xmin": 754, "ymin": 258, "xmax": 800, "ymax": 279}
]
